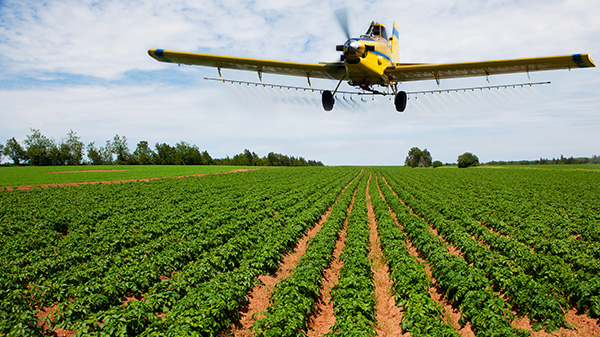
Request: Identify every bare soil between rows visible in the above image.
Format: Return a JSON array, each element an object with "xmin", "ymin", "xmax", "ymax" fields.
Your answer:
[
  {"xmin": 4, "ymin": 168, "xmax": 261, "ymax": 191},
  {"xmin": 379, "ymin": 175, "xmax": 600, "ymax": 337},
  {"xmin": 26, "ymin": 170, "xmax": 600, "ymax": 336},
  {"xmin": 47, "ymin": 169, "xmax": 130, "ymax": 173}
]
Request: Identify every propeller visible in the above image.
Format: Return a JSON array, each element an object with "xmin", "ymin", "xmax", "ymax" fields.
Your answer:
[{"xmin": 335, "ymin": 8, "xmax": 351, "ymax": 40}]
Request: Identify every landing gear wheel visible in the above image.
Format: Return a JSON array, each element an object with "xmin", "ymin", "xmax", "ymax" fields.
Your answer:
[
  {"xmin": 395, "ymin": 91, "xmax": 407, "ymax": 112},
  {"xmin": 322, "ymin": 90, "xmax": 334, "ymax": 111}
]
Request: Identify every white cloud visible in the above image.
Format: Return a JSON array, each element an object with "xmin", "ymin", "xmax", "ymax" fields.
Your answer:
[{"xmin": 1, "ymin": 0, "xmax": 599, "ymax": 165}]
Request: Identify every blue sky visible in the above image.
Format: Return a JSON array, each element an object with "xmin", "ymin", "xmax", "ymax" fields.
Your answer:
[{"xmin": 1, "ymin": 0, "xmax": 599, "ymax": 165}]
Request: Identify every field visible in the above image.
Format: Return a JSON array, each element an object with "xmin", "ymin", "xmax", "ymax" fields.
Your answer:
[
  {"xmin": 1, "ymin": 166, "xmax": 600, "ymax": 336},
  {"xmin": 0, "ymin": 165, "xmax": 254, "ymax": 189}
]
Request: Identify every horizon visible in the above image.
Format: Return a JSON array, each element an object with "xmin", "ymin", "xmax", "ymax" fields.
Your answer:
[{"xmin": 1, "ymin": 1, "xmax": 599, "ymax": 165}]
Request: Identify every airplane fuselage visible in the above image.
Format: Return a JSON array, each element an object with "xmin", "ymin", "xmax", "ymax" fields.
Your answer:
[
  {"xmin": 344, "ymin": 36, "xmax": 394, "ymax": 86},
  {"xmin": 339, "ymin": 22, "xmax": 398, "ymax": 89}
]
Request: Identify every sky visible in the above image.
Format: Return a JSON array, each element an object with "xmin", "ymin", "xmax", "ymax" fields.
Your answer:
[{"xmin": 1, "ymin": 0, "xmax": 599, "ymax": 165}]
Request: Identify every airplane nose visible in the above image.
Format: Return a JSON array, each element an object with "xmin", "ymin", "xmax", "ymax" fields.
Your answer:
[{"xmin": 344, "ymin": 39, "xmax": 365, "ymax": 57}]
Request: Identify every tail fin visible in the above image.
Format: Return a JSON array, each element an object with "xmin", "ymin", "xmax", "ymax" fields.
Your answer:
[{"xmin": 390, "ymin": 22, "xmax": 399, "ymax": 63}]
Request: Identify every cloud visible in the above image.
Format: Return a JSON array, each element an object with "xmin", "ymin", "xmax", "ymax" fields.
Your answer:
[{"xmin": 1, "ymin": 0, "xmax": 599, "ymax": 165}]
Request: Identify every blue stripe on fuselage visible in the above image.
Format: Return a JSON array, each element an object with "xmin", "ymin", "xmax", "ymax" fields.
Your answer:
[{"xmin": 371, "ymin": 50, "xmax": 393, "ymax": 63}]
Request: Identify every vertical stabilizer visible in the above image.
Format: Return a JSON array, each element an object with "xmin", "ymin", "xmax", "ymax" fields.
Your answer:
[{"xmin": 390, "ymin": 22, "xmax": 399, "ymax": 63}]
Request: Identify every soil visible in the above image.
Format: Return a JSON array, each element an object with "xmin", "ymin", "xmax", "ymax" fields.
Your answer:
[
  {"xmin": 366, "ymin": 174, "xmax": 407, "ymax": 336},
  {"xmin": 378, "ymin": 175, "xmax": 475, "ymax": 337},
  {"xmin": 37, "ymin": 304, "xmax": 76, "ymax": 337},
  {"xmin": 378, "ymin": 175, "xmax": 600, "ymax": 336},
  {"xmin": 305, "ymin": 216, "xmax": 348, "ymax": 336},
  {"xmin": 27, "ymin": 171, "xmax": 600, "ymax": 336},
  {"xmin": 48, "ymin": 169, "xmax": 129, "ymax": 173},
  {"xmin": 4, "ymin": 168, "xmax": 262, "ymax": 191},
  {"xmin": 231, "ymin": 171, "xmax": 361, "ymax": 336},
  {"xmin": 232, "ymin": 214, "xmax": 328, "ymax": 336}
]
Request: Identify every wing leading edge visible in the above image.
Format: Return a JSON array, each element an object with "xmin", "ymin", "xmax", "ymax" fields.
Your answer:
[
  {"xmin": 148, "ymin": 49, "xmax": 347, "ymax": 80},
  {"xmin": 385, "ymin": 54, "xmax": 595, "ymax": 82},
  {"xmin": 149, "ymin": 49, "xmax": 594, "ymax": 86}
]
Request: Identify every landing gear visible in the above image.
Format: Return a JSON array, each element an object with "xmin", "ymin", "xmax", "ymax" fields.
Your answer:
[
  {"xmin": 322, "ymin": 90, "xmax": 334, "ymax": 111},
  {"xmin": 395, "ymin": 91, "xmax": 407, "ymax": 112}
]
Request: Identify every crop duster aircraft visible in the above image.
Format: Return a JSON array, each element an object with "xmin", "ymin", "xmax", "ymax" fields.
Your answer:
[{"xmin": 148, "ymin": 19, "xmax": 595, "ymax": 112}]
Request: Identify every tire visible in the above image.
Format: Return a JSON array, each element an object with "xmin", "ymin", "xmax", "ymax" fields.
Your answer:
[
  {"xmin": 322, "ymin": 90, "xmax": 335, "ymax": 111},
  {"xmin": 395, "ymin": 91, "xmax": 407, "ymax": 112}
]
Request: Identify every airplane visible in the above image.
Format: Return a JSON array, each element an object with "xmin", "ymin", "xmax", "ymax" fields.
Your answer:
[{"xmin": 148, "ymin": 19, "xmax": 595, "ymax": 112}]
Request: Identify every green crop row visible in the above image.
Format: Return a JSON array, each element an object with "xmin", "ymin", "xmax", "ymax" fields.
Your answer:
[
  {"xmin": 368, "ymin": 174, "xmax": 458, "ymax": 336},
  {"xmin": 379, "ymin": 167, "xmax": 600, "ymax": 319},
  {"xmin": 377, "ymin": 173, "xmax": 530, "ymax": 337},
  {"xmin": 328, "ymin": 176, "xmax": 376, "ymax": 336},
  {"xmin": 0, "ymin": 167, "xmax": 360, "ymax": 336},
  {"xmin": 383, "ymin": 172, "xmax": 567, "ymax": 331},
  {"xmin": 251, "ymin": 172, "xmax": 363, "ymax": 337}
]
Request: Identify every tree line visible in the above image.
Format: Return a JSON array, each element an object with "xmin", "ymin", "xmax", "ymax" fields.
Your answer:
[
  {"xmin": 486, "ymin": 155, "xmax": 600, "ymax": 166},
  {"xmin": 1, "ymin": 129, "xmax": 324, "ymax": 167},
  {"xmin": 405, "ymin": 147, "xmax": 479, "ymax": 168},
  {"xmin": 405, "ymin": 146, "xmax": 600, "ymax": 168}
]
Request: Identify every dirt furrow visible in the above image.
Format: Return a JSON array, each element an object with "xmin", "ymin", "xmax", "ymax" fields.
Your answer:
[
  {"xmin": 378, "ymin": 175, "xmax": 475, "ymax": 337},
  {"xmin": 305, "ymin": 223, "xmax": 348, "ymax": 336},
  {"xmin": 306, "ymin": 177, "xmax": 362, "ymax": 336},
  {"xmin": 232, "ymin": 171, "xmax": 362, "ymax": 336},
  {"xmin": 4, "ymin": 168, "xmax": 263, "ymax": 191},
  {"xmin": 365, "ymin": 174, "xmax": 406, "ymax": 336},
  {"xmin": 378, "ymin": 175, "xmax": 600, "ymax": 336},
  {"xmin": 232, "ymin": 216, "xmax": 327, "ymax": 336}
]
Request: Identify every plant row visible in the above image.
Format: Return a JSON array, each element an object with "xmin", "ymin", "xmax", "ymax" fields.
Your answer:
[
  {"xmin": 379, "ymin": 167, "xmax": 600, "ymax": 319},
  {"xmin": 250, "ymin": 172, "xmax": 363, "ymax": 336},
  {"xmin": 376, "ymin": 173, "xmax": 530, "ymax": 337},
  {"xmin": 328, "ymin": 176, "xmax": 376, "ymax": 336},
  {"xmin": 382, "ymin": 172, "xmax": 568, "ymax": 331},
  {"xmin": 0, "ymin": 167, "xmax": 360, "ymax": 336},
  {"xmin": 368, "ymin": 175, "xmax": 458, "ymax": 336}
]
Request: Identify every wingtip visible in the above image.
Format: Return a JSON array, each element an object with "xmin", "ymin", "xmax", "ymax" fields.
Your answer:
[
  {"xmin": 573, "ymin": 53, "xmax": 596, "ymax": 68},
  {"xmin": 148, "ymin": 49, "xmax": 171, "ymax": 63},
  {"xmin": 587, "ymin": 54, "xmax": 596, "ymax": 67}
]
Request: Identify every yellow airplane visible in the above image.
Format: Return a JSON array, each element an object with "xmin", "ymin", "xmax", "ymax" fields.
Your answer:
[{"xmin": 148, "ymin": 21, "xmax": 595, "ymax": 112}]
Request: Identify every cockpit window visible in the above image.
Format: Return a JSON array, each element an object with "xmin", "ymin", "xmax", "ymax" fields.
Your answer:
[
  {"xmin": 366, "ymin": 24, "xmax": 388, "ymax": 40},
  {"xmin": 380, "ymin": 26, "xmax": 388, "ymax": 40}
]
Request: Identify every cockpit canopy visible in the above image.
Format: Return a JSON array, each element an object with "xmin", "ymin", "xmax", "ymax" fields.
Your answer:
[{"xmin": 366, "ymin": 22, "xmax": 388, "ymax": 40}]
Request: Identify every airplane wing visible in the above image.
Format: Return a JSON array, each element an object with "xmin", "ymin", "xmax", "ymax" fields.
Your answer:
[
  {"xmin": 385, "ymin": 54, "xmax": 595, "ymax": 82},
  {"xmin": 148, "ymin": 49, "xmax": 347, "ymax": 80}
]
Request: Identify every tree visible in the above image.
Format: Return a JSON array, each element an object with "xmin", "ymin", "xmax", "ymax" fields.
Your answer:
[
  {"xmin": 433, "ymin": 160, "xmax": 443, "ymax": 168},
  {"xmin": 0, "ymin": 144, "xmax": 4, "ymax": 163},
  {"xmin": 63, "ymin": 130, "xmax": 84, "ymax": 165},
  {"xmin": 267, "ymin": 152, "xmax": 281, "ymax": 166},
  {"xmin": 4, "ymin": 137, "xmax": 27, "ymax": 165},
  {"xmin": 24, "ymin": 129, "xmax": 57, "ymax": 166},
  {"xmin": 458, "ymin": 152, "xmax": 479, "ymax": 168},
  {"xmin": 405, "ymin": 147, "xmax": 433, "ymax": 167},
  {"xmin": 110, "ymin": 134, "xmax": 130, "ymax": 165},
  {"xmin": 202, "ymin": 150, "xmax": 213, "ymax": 165},
  {"xmin": 51, "ymin": 143, "xmax": 70, "ymax": 165},
  {"xmin": 87, "ymin": 142, "xmax": 103, "ymax": 165},
  {"xmin": 155, "ymin": 143, "xmax": 182, "ymax": 165},
  {"xmin": 175, "ymin": 141, "xmax": 203, "ymax": 165},
  {"xmin": 132, "ymin": 141, "xmax": 156, "ymax": 165},
  {"xmin": 100, "ymin": 140, "xmax": 114, "ymax": 164}
]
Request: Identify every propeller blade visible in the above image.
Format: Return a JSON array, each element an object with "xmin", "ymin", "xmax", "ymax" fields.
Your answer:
[{"xmin": 335, "ymin": 8, "xmax": 350, "ymax": 40}]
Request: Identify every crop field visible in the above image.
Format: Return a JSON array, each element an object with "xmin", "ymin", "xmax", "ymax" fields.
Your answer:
[
  {"xmin": 1, "ymin": 166, "xmax": 600, "ymax": 336},
  {"xmin": 0, "ymin": 165, "xmax": 254, "ymax": 189}
]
